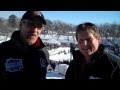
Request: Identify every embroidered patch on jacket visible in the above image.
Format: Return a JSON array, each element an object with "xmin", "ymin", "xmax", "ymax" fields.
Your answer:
[
  {"xmin": 89, "ymin": 76, "xmax": 102, "ymax": 79},
  {"xmin": 5, "ymin": 58, "xmax": 23, "ymax": 72},
  {"xmin": 40, "ymin": 58, "xmax": 47, "ymax": 68}
]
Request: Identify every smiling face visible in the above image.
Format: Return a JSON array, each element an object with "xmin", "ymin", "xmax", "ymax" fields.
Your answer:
[
  {"xmin": 77, "ymin": 30, "xmax": 101, "ymax": 58},
  {"xmin": 19, "ymin": 20, "xmax": 43, "ymax": 45},
  {"xmin": 76, "ymin": 22, "xmax": 101, "ymax": 59}
]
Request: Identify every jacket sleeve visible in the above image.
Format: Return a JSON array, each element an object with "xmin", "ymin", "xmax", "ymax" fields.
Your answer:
[
  {"xmin": 111, "ymin": 62, "xmax": 120, "ymax": 80},
  {"xmin": 65, "ymin": 60, "xmax": 76, "ymax": 80},
  {"xmin": 42, "ymin": 47, "xmax": 50, "ymax": 65}
]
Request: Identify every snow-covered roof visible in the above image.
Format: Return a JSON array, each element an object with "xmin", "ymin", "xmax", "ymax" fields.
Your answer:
[{"xmin": 43, "ymin": 38, "xmax": 61, "ymax": 45}]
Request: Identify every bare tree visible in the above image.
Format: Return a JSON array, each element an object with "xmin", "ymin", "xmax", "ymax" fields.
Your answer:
[{"xmin": 7, "ymin": 14, "xmax": 18, "ymax": 33}]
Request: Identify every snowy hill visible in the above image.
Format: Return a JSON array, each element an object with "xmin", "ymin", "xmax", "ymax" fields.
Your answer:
[{"xmin": 49, "ymin": 47, "xmax": 72, "ymax": 62}]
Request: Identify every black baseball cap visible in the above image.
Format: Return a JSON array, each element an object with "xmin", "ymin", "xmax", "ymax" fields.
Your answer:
[{"xmin": 21, "ymin": 11, "xmax": 46, "ymax": 25}]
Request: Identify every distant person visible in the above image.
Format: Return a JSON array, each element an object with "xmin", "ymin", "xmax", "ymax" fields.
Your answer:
[
  {"xmin": 65, "ymin": 22, "xmax": 120, "ymax": 80},
  {"xmin": 51, "ymin": 62, "xmax": 56, "ymax": 71},
  {"xmin": 70, "ymin": 43, "xmax": 76, "ymax": 59},
  {"xmin": 0, "ymin": 11, "xmax": 49, "ymax": 80},
  {"xmin": 47, "ymin": 64, "xmax": 52, "ymax": 72}
]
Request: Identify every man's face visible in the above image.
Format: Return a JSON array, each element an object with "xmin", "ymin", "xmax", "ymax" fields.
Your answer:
[
  {"xmin": 77, "ymin": 31, "xmax": 101, "ymax": 57},
  {"xmin": 20, "ymin": 20, "xmax": 43, "ymax": 45}
]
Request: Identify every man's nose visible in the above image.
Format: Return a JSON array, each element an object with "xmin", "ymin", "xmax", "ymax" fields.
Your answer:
[
  {"xmin": 31, "ymin": 27, "xmax": 37, "ymax": 32},
  {"xmin": 83, "ymin": 40, "xmax": 87, "ymax": 46}
]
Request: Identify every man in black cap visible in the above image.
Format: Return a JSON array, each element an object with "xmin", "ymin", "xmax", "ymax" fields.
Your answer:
[{"xmin": 0, "ymin": 11, "xmax": 49, "ymax": 80}]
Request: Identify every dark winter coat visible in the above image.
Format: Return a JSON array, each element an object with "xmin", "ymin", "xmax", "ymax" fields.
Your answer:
[
  {"xmin": 65, "ymin": 44, "xmax": 120, "ymax": 80},
  {"xmin": 0, "ymin": 31, "xmax": 49, "ymax": 80}
]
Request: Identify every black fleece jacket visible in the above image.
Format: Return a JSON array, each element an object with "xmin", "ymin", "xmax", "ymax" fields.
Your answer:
[
  {"xmin": 65, "ymin": 45, "xmax": 120, "ymax": 80},
  {"xmin": 0, "ymin": 31, "xmax": 49, "ymax": 80}
]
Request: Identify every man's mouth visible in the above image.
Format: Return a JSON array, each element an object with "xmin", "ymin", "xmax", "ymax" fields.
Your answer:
[
  {"xmin": 82, "ymin": 48, "xmax": 89, "ymax": 50},
  {"xmin": 29, "ymin": 33, "xmax": 36, "ymax": 36}
]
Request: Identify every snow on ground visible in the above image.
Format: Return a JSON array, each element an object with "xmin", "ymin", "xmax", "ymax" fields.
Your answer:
[
  {"xmin": 46, "ymin": 64, "xmax": 68, "ymax": 79},
  {"xmin": 41, "ymin": 34, "xmax": 76, "ymax": 44},
  {"xmin": 48, "ymin": 47, "xmax": 73, "ymax": 61},
  {"xmin": 0, "ymin": 36, "xmax": 10, "ymax": 43},
  {"xmin": 57, "ymin": 64, "xmax": 69, "ymax": 75}
]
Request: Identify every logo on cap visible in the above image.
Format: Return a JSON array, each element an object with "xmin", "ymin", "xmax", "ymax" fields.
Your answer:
[{"xmin": 34, "ymin": 11, "xmax": 42, "ymax": 16}]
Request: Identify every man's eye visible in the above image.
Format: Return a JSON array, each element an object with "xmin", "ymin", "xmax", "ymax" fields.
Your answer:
[
  {"xmin": 87, "ymin": 38, "xmax": 92, "ymax": 41},
  {"xmin": 78, "ymin": 39, "xmax": 84, "ymax": 43}
]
